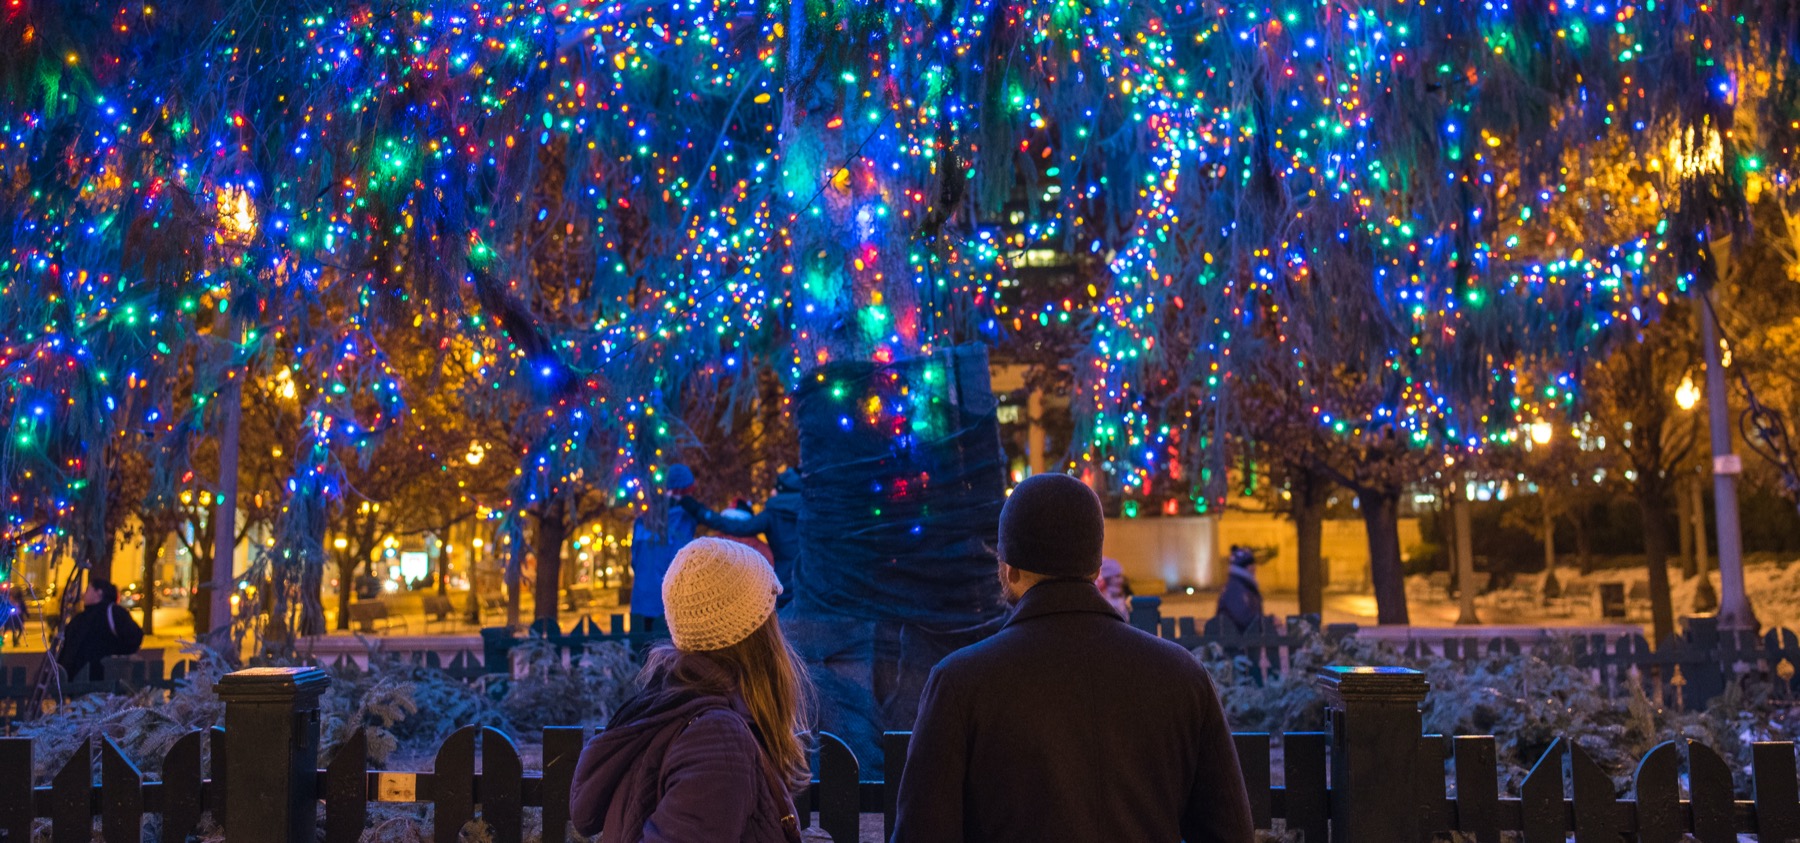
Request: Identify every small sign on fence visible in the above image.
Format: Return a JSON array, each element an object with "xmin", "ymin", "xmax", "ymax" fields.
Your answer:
[{"xmin": 376, "ymin": 773, "xmax": 418, "ymax": 803}]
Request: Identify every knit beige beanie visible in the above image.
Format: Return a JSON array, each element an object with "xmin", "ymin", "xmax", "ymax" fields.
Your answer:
[{"xmin": 662, "ymin": 537, "xmax": 784, "ymax": 652}]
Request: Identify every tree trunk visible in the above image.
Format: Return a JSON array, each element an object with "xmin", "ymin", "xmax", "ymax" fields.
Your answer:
[
  {"xmin": 437, "ymin": 528, "xmax": 450, "ymax": 595},
  {"xmin": 1027, "ymin": 387, "xmax": 1047, "ymax": 477},
  {"xmin": 505, "ymin": 545, "xmax": 522, "ymax": 630},
  {"xmin": 533, "ymin": 501, "xmax": 568, "ymax": 626},
  {"xmin": 465, "ymin": 551, "xmax": 484, "ymax": 625},
  {"xmin": 84, "ymin": 533, "xmax": 115, "ymax": 584},
  {"xmin": 1541, "ymin": 500, "xmax": 1560, "ymax": 599},
  {"xmin": 1676, "ymin": 477, "xmax": 1696, "ymax": 579},
  {"xmin": 1359, "ymin": 489, "xmax": 1410, "ymax": 625},
  {"xmin": 1572, "ymin": 509, "xmax": 1593, "ymax": 575},
  {"xmin": 1452, "ymin": 491, "xmax": 1479, "ymax": 625},
  {"xmin": 303, "ymin": 566, "xmax": 326, "ymax": 637},
  {"xmin": 79, "ymin": 451, "xmax": 118, "ymax": 583},
  {"xmin": 1638, "ymin": 485, "xmax": 1677, "ymax": 645},
  {"xmin": 1690, "ymin": 477, "xmax": 1717, "ymax": 612},
  {"xmin": 189, "ymin": 529, "xmax": 215, "ymax": 636},
  {"xmin": 211, "ymin": 369, "xmax": 243, "ymax": 642},
  {"xmin": 335, "ymin": 552, "xmax": 356, "ymax": 632},
  {"xmin": 1292, "ymin": 467, "xmax": 1328, "ymax": 617},
  {"xmin": 141, "ymin": 525, "xmax": 164, "ymax": 636}
]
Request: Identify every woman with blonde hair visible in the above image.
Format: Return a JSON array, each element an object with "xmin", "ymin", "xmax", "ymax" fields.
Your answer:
[{"xmin": 571, "ymin": 537, "xmax": 815, "ymax": 842}]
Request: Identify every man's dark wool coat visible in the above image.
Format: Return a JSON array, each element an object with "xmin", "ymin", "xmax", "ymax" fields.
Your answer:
[{"xmin": 892, "ymin": 579, "xmax": 1255, "ymax": 843}]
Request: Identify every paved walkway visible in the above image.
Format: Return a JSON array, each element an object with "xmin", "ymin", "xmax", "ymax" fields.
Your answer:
[
  {"xmin": 26, "ymin": 560, "xmax": 1796, "ymax": 658},
  {"xmin": 0, "ymin": 591, "xmax": 633, "ymax": 656},
  {"xmin": 1153, "ymin": 587, "xmax": 1639, "ymax": 629},
  {"xmin": 2, "ymin": 580, "xmax": 1670, "ymax": 660}
]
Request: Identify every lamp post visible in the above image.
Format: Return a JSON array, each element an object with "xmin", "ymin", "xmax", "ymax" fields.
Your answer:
[
  {"xmin": 1527, "ymin": 421, "xmax": 1560, "ymax": 600},
  {"xmin": 1668, "ymin": 128, "xmax": 1756, "ymax": 632},
  {"xmin": 1674, "ymin": 374, "xmax": 1718, "ymax": 611},
  {"xmin": 1698, "ymin": 290, "xmax": 1757, "ymax": 631}
]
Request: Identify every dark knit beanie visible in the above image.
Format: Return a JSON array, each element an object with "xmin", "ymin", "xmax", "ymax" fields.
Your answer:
[{"xmin": 998, "ymin": 473, "xmax": 1105, "ymax": 578}]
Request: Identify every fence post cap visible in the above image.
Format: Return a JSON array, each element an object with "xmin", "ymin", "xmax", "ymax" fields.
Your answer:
[
  {"xmin": 215, "ymin": 666, "xmax": 330, "ymax": 705},
  {"xmin": 1315, "ymin": 665, "xmax": 1429, "ymax": 704}
]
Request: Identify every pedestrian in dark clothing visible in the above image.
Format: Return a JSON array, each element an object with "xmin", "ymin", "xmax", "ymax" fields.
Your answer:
[
  {"xmin": 680, "ymin": 467, "xmax": 802, "ymax": 605},
  {"xmin": 3, "ymin": 586, "xmax": 26, "ymax": 646},
  {"xmin": 892, "ymin": 473, "xmax": 1255, "ymax": 843},
  {"xmin": 1214, "ymin": 546, "xmax": 1266, "ymax": 632},
  {"xmin": 572, "ymin": 538, "xmax": 815, "ymax": 843},
  {"xmin": 56, "ymin": 580, "xmax": 143, "ymax": 681},
  {"xmin": 630, "ymin": 464, "xmax": 697, "ymax": 634}
]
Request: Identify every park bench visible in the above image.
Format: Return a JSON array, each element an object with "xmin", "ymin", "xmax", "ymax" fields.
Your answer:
[
  {"xmin": 1548, "ymin": 579, "xmax": 1595, "ymax": 617},
  {"xmin": 1449, "ymin": 570, "xmax": 1490, "ymax": 599},
  {"xmin": 97, "ymin": 649, "xmax": 165, "ymax": 685},
  {"xmin": 479, "ymin": 594, "xmax": 507, "ymax": 623},
  {"xmin": 1487, "ymin": 572, "xmax": 1542, "ymax": 611},
  {"xmin": 422, "ymin": 594, "xmax": 458, "ymax": 631},
  {"xmin": 1626, "ymin": 579, "xmax": 1653, "ymax": 621},
  {"xmin": 347, "ymin": 601, "xmax": 407, "ymax": 635}
]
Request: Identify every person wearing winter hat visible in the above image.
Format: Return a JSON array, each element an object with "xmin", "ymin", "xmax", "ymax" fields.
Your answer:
[
  {"xmin": 893, "ymin": 473, "xmax": 1254, "ymax": 843},
  {"xmin": 1095, "ymin": 556, "xmax": 1132, "ymax": 620},
  {"xmin": 628, "ymin": 464, "xmax": 696, "ymax": 634},
  {"xmin": 571, "ymin": 537, "xmax": 816, "ymax": 843},
  {"xmin": 1213, "ymin": 545, "xmax": 1266, "ymax": 633}
]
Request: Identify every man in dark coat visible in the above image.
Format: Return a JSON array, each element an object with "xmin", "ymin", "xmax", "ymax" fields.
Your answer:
[
  {"xmin": 680, "ymin": 467, "xmax": 802, "ymax": 605},
  {"xmin": 892, "ymin": 473, "xmax": 1254, "ymax": 843},
  {"xmin": 56, "ymin": 579, "xmax": 142, "ymax": 681},
  {"xmin": 1213, "ymin": 545, "xmax": 1266, "ymax": 632}
]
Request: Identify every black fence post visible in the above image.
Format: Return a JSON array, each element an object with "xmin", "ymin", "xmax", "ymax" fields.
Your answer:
[
  {"xmin": 1127, "ymin": 595, "xmax": 1162, "ymax": 634},
  {"xmin": 481, "ymin": 626, "xmax": 515, "ymax": 674},
  {"xmin": 216, "ymin": 666, "xmax": 330, "ymax": 843},
  {"xmin": 1316, "ymin": 665, "xmax": 1429, "ymax": 843}
]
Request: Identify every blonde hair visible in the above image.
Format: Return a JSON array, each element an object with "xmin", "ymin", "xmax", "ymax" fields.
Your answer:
[{"xmin": 640, "ymin": 616, "xmax": 817, "ymax": 790}]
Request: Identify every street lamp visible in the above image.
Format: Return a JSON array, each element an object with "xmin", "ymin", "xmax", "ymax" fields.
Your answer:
[
  {"xmin": 1675, "ymin": 374, "xmax": 1701, "ymax": 411},
  {"xmin": 1529, "ymin": 420, "xmax": 1554, "ymax": 445},
  {"xmin": 1675, "ymin": 375, "xmax": 1720, "ymax": 611},
  {"xmin": 1698, "ymin": 240, "xmax": 1757, "ymax": 631},
  {"xmin": 1663, "ymin": 116, "xmax": 1757, "ymax": 631}
]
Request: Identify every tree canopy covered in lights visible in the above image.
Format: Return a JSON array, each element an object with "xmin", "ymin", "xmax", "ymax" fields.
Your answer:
[{"xmin": 1, "ymin": 0, "xmax": 1794, "ymax": 597}]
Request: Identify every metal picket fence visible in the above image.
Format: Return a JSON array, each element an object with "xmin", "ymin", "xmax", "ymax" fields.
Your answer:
[{"xmin": 5, "ymin": 665, "xmax": 1800, "ymax": 842}]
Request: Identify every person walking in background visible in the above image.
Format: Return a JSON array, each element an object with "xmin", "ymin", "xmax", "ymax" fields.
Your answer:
[
  {"xmin": 56, "ymin": 579, "xmax": 143, "ymax": 681},
  {"xmin": 892, "ymin": 473, "xmax": 1254, "ymax": 843},
  {"xmin": 571, "ymin": 537, "xmax": 814, "ymax": 842},
  {"xmin": 3, "ymin": 585, "xmax": 27, "ymax": 646},
  {"xmin": 630, "ymin": 464, "xmax": 697, "ymax": 634},
  {"xmin": 1213, "ymin": 545, "xmax": 1265, "ymax": 633},
  {"xmin": 696, "ymin": 497, "xmax": 776, "ymax": 565},
  {"xmin": 1096, "ymin": 556, "xmax": 1132, "ymax": 620},
  {"xmin": 680, "ymin": 467, "xmax": 802, "ymax": 606}
]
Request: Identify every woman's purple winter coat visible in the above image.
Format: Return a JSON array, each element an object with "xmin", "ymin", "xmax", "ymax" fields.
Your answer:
[{"xmin": 569, "ymin": 653, "xmax": 801, "ymax": 843}]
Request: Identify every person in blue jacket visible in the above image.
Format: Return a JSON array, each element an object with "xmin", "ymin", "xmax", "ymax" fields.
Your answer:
[
  {"xmin": 630, "ymin": 464, "xmax": 696, "ymax": 634},
  {"xmin": 680, "ymin": 467, "xmax": 802, "ymax": 606},
  {"xmin": 1213, "ymin": 545, "xmax": 1266, "ymax": 632}
]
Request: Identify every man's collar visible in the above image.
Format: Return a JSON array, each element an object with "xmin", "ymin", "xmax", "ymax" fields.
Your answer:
[{"xmin": 1004, "ymin": 578, "xmax": 1123, "ymax": 628}]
